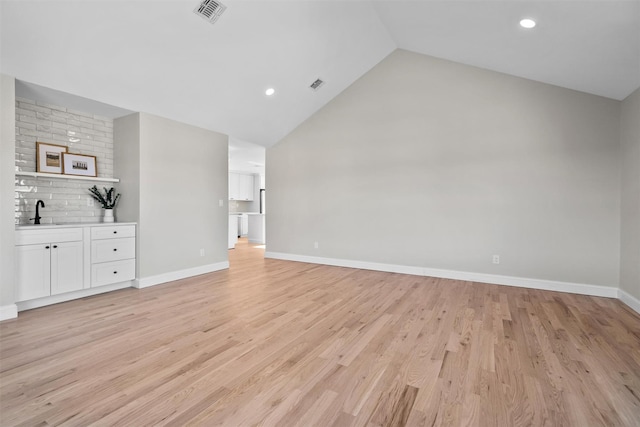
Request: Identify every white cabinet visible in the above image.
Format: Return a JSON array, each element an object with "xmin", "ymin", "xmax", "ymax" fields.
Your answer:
[
  {"xmin": 91, "ymin": 225, "xmax": 136, "ymax": 287},
  {"xmin": 239, "ymin": 174, "xmax": 254, "ymax": 201},
  {"xmin": 229, "ymin": 215, "xmax": 238, "ymax": 249},
  {"xmin": 240, "ymin": 214, "xmax": 249, "ymax": 236},
  {"xmin": 91, "ymin": 225, "xmax": 135, "ymax": 240},
  {"xmin": 229, "ymin": 172, "xmax": 254, "ymax": 201},
  {"xmin": 15, "ymin": 244, "xmax": 50, "ymax": 301},
  {"xmin": 228, "ymin": 173, "xmax": 240, "ymax": 200},
  {"xmin": 51, "ymin": 241, "xmax": 84, "ymax": 295},
  {"xmin": 15, "ymin": 224, "xmax": 137, "ymax": 305},
  {"xmin": 92, "ymin": 259, "xmax": 136, "ymax": 288},
  {"xmin": 15, "ymin": 228, "xmax": 84, "ymax": 301}
]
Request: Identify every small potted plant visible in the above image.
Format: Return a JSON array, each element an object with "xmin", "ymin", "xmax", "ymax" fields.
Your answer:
[{"xmin": 88, "ymin": 186, "xmax": 121, "ymax": 223}]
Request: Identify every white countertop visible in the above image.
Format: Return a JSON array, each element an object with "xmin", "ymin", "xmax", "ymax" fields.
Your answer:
[{"xmin": 16, "ymin": 222, "xmax": 137, "ymax": 230}]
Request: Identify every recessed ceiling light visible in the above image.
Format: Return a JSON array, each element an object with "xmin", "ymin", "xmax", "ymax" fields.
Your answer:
[
  {"xmin": 265, "ymin": 88, "xmax": 275, "ymax": 96},
  {"xmin": 68, "ymin": 137, "xmax": 80, "ymax": 143},
  {"xmin": 520, "ymin": 18, "xmax": 536, "ymax": 29}
]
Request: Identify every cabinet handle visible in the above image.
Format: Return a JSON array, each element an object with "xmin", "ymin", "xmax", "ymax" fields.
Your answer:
[
  {"xmin": 53, "ymin": 245, "xmax": 58, "ymax": 249},
  {"xmin": 113, "ymin": 271, "xmax": 118, "ymax": 274},
  {"xmin": 113, "ymin": 248, "xmax": 118, "ymax": 251},
  {"xmin": 45, "ymin": 246, "xmax": 50, "ymax": 249},
  {"xmin": 113, "ymin": 231, "xmax": 117, "ymax": 234}
]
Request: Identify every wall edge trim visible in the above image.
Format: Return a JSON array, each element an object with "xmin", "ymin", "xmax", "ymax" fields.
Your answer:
[
  {"xmin": 0, "ymin": 304, "xmax": 18, "ymax": 321},
  {"xmin": 618, "ymin": 288, "xmax": 640, "ymax": 314},
  {"xmin": 264, "ymin": 251, "xmax": 619, "ymax": 299},
  {"xmin": 15, "ymin": 281, "xmax": 133, "ymax": 312},
  {"xmin": 135, "ymin": 261, "xmax": 229, "ymax": 289}
]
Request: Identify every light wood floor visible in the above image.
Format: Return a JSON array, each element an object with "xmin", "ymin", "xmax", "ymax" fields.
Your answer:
[{"xmin": 1, "ymin": 239, "xmax": 640, "ymax": 426}]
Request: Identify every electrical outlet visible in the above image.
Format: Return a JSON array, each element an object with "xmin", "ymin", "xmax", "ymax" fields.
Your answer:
[
  {"xmin": 314, "ymin": 242, "xmax": 319, "ymax": 249},
  {"xmin": 492, "ymin": 255, "xmax": 500, "ymax": 264},
  {"xmin": 200, "ymin": 248, "xmax": 205, "ymax": 257},
  {"xmin": 219, "ymin": 199, "xmax": 224, "ymax": 207},
  {"xmin": 87, "ymin": 198, "xmax": 94, "ymax": 207}
]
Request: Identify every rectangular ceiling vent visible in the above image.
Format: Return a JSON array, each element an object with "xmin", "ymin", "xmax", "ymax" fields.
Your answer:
[
  {"xmin": 309, "ymin": 78, "xmax": 325, "ymax": 91},
  {"xmin": 194, "ymin": 0, "xmax": 227, "ymax": 24}
]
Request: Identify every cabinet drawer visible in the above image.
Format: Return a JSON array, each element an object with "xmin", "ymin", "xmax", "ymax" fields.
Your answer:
[
  {"xmin": 92, "ymin": 237, "xmax": 135, "ymax": 263},
  {"xmin": 92, "ymin": 259, "xmax": 135, "ymax": 287},
  {"xmin": 91, "ymin": 225, "xmax": 136, "ymax": 240},
  {"xmin": 16, "ymin": 228, "xmax": 83, "ymax": 245}
]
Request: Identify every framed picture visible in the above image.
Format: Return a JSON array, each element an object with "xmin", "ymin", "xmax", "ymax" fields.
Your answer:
[
  {"xmin": 62, "ymin": 153, "xmax": 98, "ymax": 177},
  {"xmin": 36, "ymin": 142, "xmax": 68, "ymax": 174}
]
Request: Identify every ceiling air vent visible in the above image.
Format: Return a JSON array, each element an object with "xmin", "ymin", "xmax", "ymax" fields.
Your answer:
[
  {"xmin": 193, "ymin": 0, "xmax": 227, "ymax": 24},
  {"xmin": 309, "ymin": 78, "xmax": 325, "ymax": 91}
]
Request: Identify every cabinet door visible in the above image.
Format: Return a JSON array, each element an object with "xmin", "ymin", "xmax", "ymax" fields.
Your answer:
[
  {"xmin": 15, "ymin": 244, "xmax": 51, "ymax": 301},
  {"xmin": 229, "ymin": 172, "xmax": 240, "ymax": 200},
  {"xmin": 228, "ymin": 215, "xmax": 238, "ymax": 249},
  {"xmin": 51, "ymin": 241, "xmax": 84, "ymax": 296},
  {"xmin": 241, "ymin": 214, "xmax": 249, "ymax": 236},
  {"xmin": 239, "ymin": 174, "xmax": 254, "ymax": 201}
]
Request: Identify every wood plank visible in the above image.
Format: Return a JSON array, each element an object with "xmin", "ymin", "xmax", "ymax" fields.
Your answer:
[{"xmin": 1, "ymin": 238, "xmax": 639, "ymax": 426}]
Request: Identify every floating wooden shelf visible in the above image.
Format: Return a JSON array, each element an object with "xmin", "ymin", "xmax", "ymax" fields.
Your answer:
[{"xmin": 16, "ymin": 172, "xmax": 120, "ymax": 183}]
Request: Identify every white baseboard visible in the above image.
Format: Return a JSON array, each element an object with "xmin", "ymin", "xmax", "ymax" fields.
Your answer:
[
  {"xmin": 264, "ymin": 252, "xmax": 619, "ymax": 299},
  {"xmin": 421, "ymin": 267, "xmax": 618, "ymax": 298},
  {"xmin": 135, "ymin": 261, "xmax": 229, "ymax": 289},
  {"xmin": 618, "ymin": 289, "xmax": 640, "ymax": 314},
  {"xmin": 0, "ymin": 304, "xmax": 18, "ymax": 321},
  {"xmin": 16, "ymin": 281, "xmax": 133, "ymax": 312},
  {"xmin": 265, "ymin": 252, "xmax": 425, "ymax": 276}
]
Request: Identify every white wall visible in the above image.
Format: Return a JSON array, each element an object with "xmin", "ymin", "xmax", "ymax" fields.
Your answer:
[
  {"xmin": 114, "ymin": 113, "xmax": 141, "ymax": 274},
  {"xmin": 0, "ymin": 74, "xmax": 16, "ymax": 317},
  {"xmin": 115, "ymin": 113, "xmax": 229, "ymax": 282},
  {"xmin": 620, "ymin": 88, "xmax": 640, "ymax": 300},
  {"xmin": 267, "ymin": 50, "xmax": 621, "ymax": 288}
]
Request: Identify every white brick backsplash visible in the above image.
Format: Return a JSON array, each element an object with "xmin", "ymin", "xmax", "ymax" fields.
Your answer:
[
  {"xmin": 36, "ymin": 123, "xmax": 54, "ymax": 132},
  {"xmin": 94, "ymin": 124, "xmax": 112, "ymax": 133},
  {"xmin": 18, "ymin": 103, "xmax": 51, "ymax": 114},
  {"xmin": 17, "ymin": 114, "xmax": 40, "ymax": 125},
  {"xmin": 36, "ymin": 111, "xmax": 54, "ymax": 120},
  {"xmin": 18, "ymin": 121, "xmax": 37, "ymax": 131},
  {"xmin": 51, "ymin": 110, "xmax": 72, "ymax": 119},
  {"xmin": 36, "ymin": 101, "xmax": 66, "ymax": 112},
  {"xmin": 51, "ymin": 120, "xmax": 72, "ymax": 130},
  {"xmin": 93, "ymin": 114, "xmax": 112, "ymax": 123},
  {"xmin": 16, "ymin": 97, "xmax": 35, "ymax": 104},
  {"xmin": 15, "ymin": 98, "xmax": 117, "ymax": 225},
  {"xmin": 66, "ymin": 108, "xmax": 93, "ymax": 118},
  {"xmin": 16, "ymin": 108, "xmax": 36, "ymax": 117},
  {"xmin": 93, "ymin": 136, "xmax": 113, "ymax": 144},
  {"xmin": 17, "ymin": 135, "xmax": 37, "ymax": 144},
  {"xmin": 79, "ymin": 115, "xmax": 100, "ymax": 125}
]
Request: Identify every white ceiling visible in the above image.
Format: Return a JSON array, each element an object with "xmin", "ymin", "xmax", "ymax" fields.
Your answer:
[
  {"xmin": 2, "ymin": 0, "xmax": 639, "ymax": 149},
  {"xmin": 229, "ymin": 137, "xmax": 265, "ymax": 175},
  {"xmin": 374, "ymin": 0, "xmax": 640, "ymax": 101}
]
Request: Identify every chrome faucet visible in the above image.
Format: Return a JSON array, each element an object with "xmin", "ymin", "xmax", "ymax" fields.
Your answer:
[{"xmin": 31, "ymin": 200, "xmax": 45, "ymax": 224}]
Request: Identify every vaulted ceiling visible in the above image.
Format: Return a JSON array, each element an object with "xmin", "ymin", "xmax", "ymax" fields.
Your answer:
[{"xmin": 2, "ymin": 0, "xmax": 638, "ymax": 148}]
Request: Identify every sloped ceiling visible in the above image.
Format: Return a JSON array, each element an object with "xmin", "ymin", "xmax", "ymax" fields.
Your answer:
[{"xmin": 1, "ymin": 0, "xmax": 638, "ymax": 148}]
